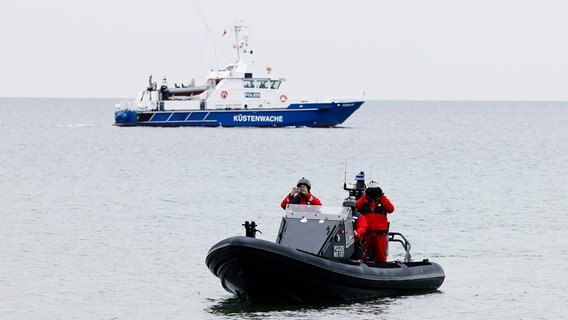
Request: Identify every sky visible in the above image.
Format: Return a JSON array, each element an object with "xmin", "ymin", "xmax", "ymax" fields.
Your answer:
[{"xmin": 1, "ymin": 0, "xmax": 567, "ymax": 100}]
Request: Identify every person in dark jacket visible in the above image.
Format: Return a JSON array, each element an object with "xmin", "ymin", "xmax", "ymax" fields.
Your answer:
[
  {"xmin": 343, "ymin": 197, "xmax": 367, "ymax": 261},
  {"xmin": 280, "ymin": 177, "xmax": 322, "ymax": 209},
  {"xmin": 356, "ymin": 181, "xmax": 395, "ymax": 263}
]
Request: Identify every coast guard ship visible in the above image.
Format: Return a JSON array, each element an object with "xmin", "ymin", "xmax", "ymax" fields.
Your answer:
[{"xmin": 114, "ymin": 19, "xmax": 364, "ymax": 127}]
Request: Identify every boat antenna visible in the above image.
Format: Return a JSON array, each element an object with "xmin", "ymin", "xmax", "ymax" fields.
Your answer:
[
  {"xmin": 191, "ymin": 0, "xmax": 218, "ymax": 68},
  {"xmin": 343, "ymin": 160, "xmax": 347, "ymax": 189},
  {"xmin": 234, "ymin": 21, "xmax": 242, "ymax": 62},
  {"xmin": 232, "ymin": 17, "xmax": 253, "ymax": 63}
]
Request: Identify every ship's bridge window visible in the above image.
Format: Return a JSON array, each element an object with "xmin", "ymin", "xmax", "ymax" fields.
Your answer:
[
  {"xmin": 258, "ymin": 80, "xmax": 269, "ymax": 89},
  {"xmin": 271, "ymin": 80, "xmax": 282, "ymax": 90},
  {"xmin": 243, "ymin": 79, "xmax": 255, "ymax": 88}
]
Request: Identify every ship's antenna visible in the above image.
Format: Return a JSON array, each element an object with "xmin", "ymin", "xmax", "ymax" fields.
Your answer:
[
  {"xmin": 344, "ymin": 160, "xmax": 347, "ymax": 189},
  {"xmin": 233, "ymin": 21, "xmax": 242, "ymax": 62},
  {"xmin": 232, "ymin": 17, "xmax": 253, "ymax": 63},
  {"xmin": 191, "ymin": 0, "xmax": 218, "ymax": 68}
]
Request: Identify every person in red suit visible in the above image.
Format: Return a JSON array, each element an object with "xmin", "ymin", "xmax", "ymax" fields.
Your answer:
[
  {"xmin": 280, "ymin": 177, "xmax": 322, "ymax": 209},
  {"xmin": 356, "ymin": 181, "xmax": 395, "ymax": 263}
]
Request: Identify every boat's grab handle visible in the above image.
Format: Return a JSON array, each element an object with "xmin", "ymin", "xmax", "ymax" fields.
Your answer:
[{"xmin": 388, "ymin": 232, "xmax": 412, "ymax": 263}]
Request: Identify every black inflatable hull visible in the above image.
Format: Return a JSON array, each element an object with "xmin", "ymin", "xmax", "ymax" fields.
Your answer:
[{"xmin": 206, "ymin": 236, "xmax": 445, "ymax": 303}]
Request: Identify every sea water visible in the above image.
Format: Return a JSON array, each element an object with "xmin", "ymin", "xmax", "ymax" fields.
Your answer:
[{"xmin": 0, "ymin": 98, "xmax": 566, "ymax": 319}]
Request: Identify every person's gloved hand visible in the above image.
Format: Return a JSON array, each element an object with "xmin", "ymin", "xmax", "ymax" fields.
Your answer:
[{"xmin": 377, "ymin": 187, "xmax": 383, "ymax": 197}]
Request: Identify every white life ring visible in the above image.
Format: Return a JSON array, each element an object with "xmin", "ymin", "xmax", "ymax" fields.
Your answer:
[
  {"xmin": 280, "ymin": 94, "xmax": 288, "ymax": 103},
  {"xmin": 221, "ymin": 90, "xmax": 228, "ymax": 99}
]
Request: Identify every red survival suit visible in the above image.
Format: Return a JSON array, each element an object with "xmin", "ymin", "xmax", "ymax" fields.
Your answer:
[
  {"xmin": 356, "ymin": 194, "xmax": 395, "ymax": 263},
  {"xmin": 351, "ymin": 211, "xmax": 368, "ymax": 260},
  {"xmin": 280, "ymin": 192, "xmax": 322, "ymax": 209}
]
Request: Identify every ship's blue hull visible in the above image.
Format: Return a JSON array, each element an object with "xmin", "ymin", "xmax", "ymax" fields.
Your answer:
[{"xmin": 114, "ymin": 101, "xmax": 363, "ymax": 127}]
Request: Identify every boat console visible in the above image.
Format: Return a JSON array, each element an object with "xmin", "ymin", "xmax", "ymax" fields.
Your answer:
[
  {"xmin": 276, "ymin": 204, "xmax": 355, "ymax": 259},
  {"xmin": 269, "ymin": 204, "xmax": 413, "ymax": 263}
]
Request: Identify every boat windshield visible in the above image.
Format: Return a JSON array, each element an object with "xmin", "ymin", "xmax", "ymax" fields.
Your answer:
[
  {"xmin": 279, "ymin": 204, "xmax": 354, "ymax": 254},
  {"xmin": 285, "ymin": 204, "xmax": 350, "ymax": 221}
]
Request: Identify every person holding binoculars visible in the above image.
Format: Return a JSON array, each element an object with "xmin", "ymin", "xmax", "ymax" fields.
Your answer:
[{"xmin": 280, "ymin": 177, "xmax": 322, "ymax": 209}]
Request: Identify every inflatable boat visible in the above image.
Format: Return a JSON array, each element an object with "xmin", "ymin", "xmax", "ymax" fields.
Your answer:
[{"xmin": 206, "ymin": 204, "xmax": 445, "ymax": 303}]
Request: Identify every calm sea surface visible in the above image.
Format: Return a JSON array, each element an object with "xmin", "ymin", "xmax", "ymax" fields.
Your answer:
[{"xmin": 0, "ymin": 98, "xmax": 566, "ymax": 319}]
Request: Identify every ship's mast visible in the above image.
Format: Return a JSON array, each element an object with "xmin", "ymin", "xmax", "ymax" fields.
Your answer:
[
  {"xmin": 232, "ymin": 18, "xmax": 252, "ymax": 63},
  {"xmin": 233, "ymin": 22, "xmax": 243, "ymax": 62}
]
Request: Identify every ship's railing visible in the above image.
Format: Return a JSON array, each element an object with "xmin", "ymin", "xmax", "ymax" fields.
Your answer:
[
  {"xmin": 296, "ymin": 97, "xmax": 364, "ymax": 103},
  {"xmin": 116, "ymin": 100, "xmax": 159, "ymax": 111}
]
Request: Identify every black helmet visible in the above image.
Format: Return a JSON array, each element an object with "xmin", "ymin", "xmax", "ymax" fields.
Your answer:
[
  {"xmin": 365, "ymin": 180, "xmax": 383, "ymax": 198},
  {"xmin": 297, "ymin": 177, "xmax": 311, "ymax": 191}
]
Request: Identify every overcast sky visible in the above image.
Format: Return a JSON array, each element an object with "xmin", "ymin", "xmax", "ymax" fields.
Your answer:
[{"xmin": 1, "ymin": 0, "xmax": 567, "ymax": 100}]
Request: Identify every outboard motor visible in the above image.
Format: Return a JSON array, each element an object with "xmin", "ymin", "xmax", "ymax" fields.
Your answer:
[{"xmin": 276, "ymin": 205, "xmax": 355, "ymax": 260}]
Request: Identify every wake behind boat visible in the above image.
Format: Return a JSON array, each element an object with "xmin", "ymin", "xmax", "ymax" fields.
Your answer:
[
  {"xmin": 206, "ymin": 205, "xmax": 445, "ymax": 303},
  {"xmin": 114, "ymin": 19, "xmax": 364, "ymax": 127}
]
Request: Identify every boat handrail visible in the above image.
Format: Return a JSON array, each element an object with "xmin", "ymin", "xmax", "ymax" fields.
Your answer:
[{"xmin": 388, "ymin": 232, "xmax": 412, "ymax": 263}]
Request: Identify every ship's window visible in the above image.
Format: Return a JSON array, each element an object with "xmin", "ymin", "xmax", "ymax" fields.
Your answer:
[
  {"xmin": 271, "ymin": 80, "xmax": 281, "ymax": 89},
  {"xmin": 258, "ymin": 80, "xmax": 268, "ymax": 89},
  {"xmin": 225, "ymin": 65, "xmax": 235, "ymax": 71},
  {"xmin": 243, "ymin": 79, "xmax": 255, "ymax": 88}
]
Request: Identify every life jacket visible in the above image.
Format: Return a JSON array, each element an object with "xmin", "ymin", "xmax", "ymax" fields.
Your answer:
[{"xmin": 359, "ymin": 199, "xmax": 387, "ymax": 216}]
